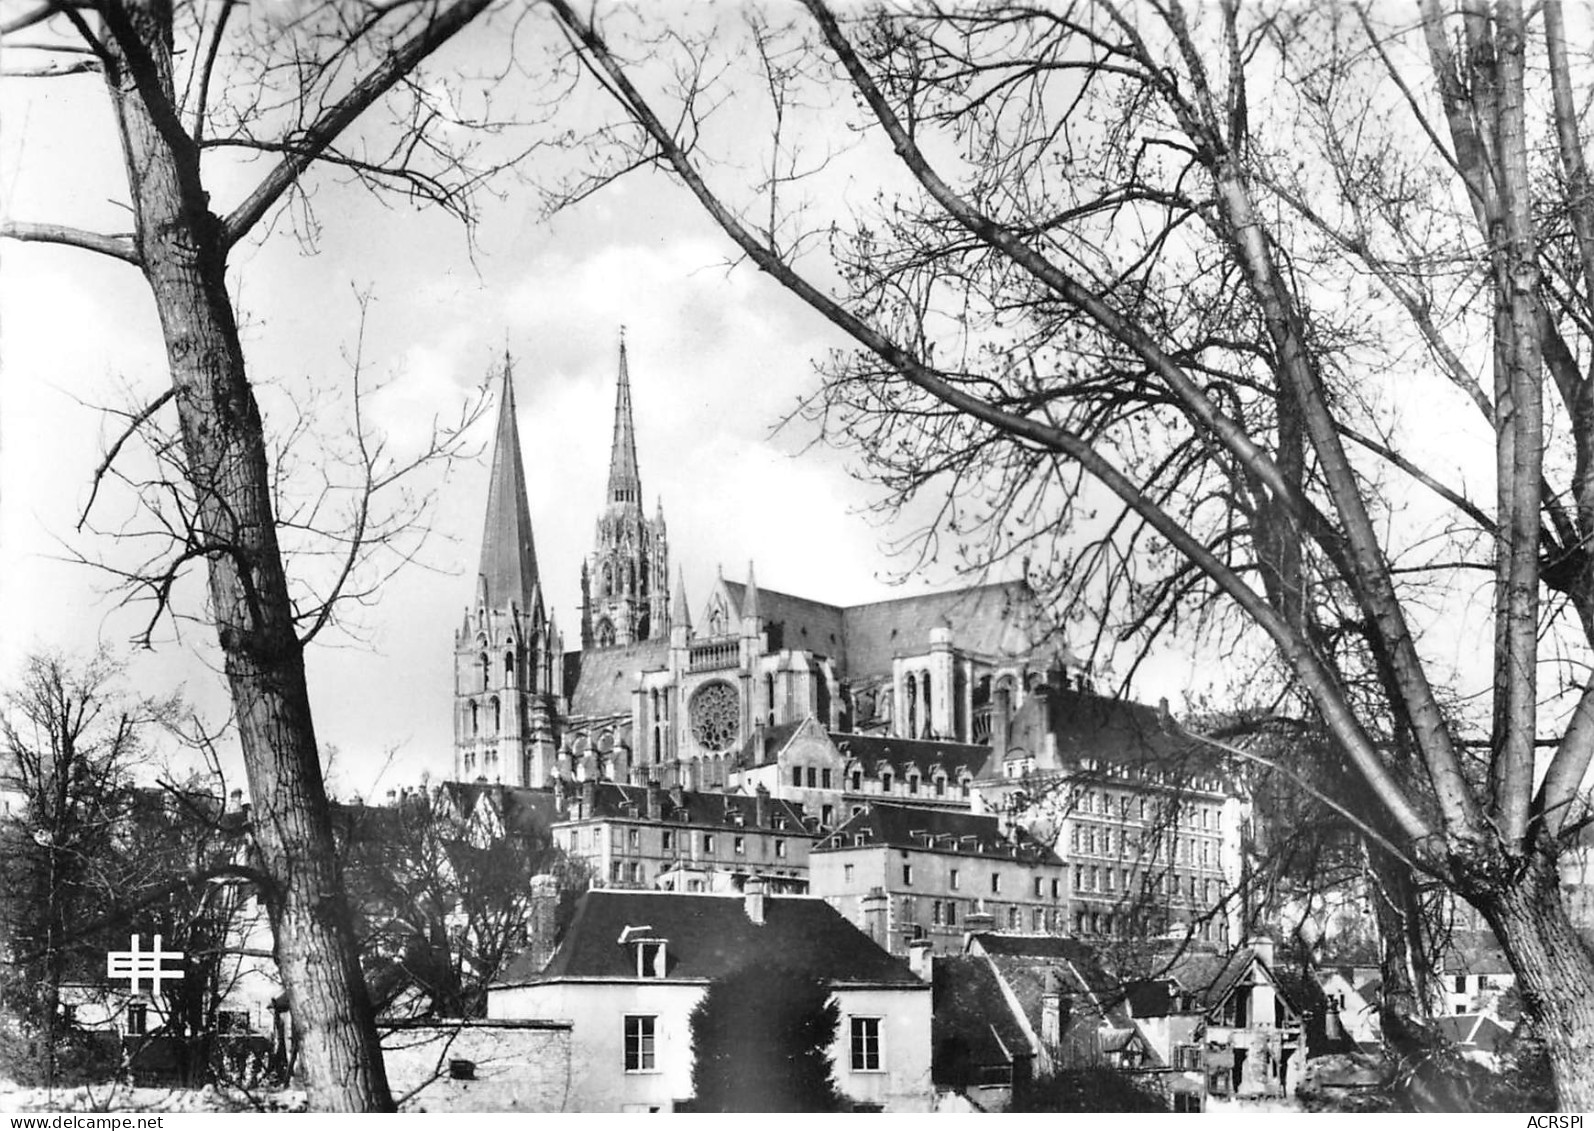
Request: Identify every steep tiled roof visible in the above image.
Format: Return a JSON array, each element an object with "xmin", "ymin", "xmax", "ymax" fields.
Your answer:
[
  {"xmin": 841, "ymin": 581, "xmax": 1053, "ymax": 679},
  {"xmin": 1009, "ymin": 685, "xmax": 1224, "ymax": 781},
  {"xmin": 503, "ymin": 889, "xmax": 922, "ymax": 986},
  {"xmin": 1433, "ymin": 1013, "xmax": 1512, "ymax": 1053},
  {"xmin": 722, "ymin": 581, "xmax": 846, "ymax": 661},
  {"xmin": 564, "ymin": 639, "xmax": 669, "ymax": 717},
  {"xmin": 1127, "ymin": 943, "xmax": 1298, "ymax": 1019},
  {"xmin": 439, "ymin": 782, "xmax": 559, "ymax": 839},
  {"xmin": 831, "ymin": 732, "xmax": 992, "ymax": 781},
  {"xmin": 932, "ymin": 956, "xmax": 1033, "ymax": 1082},
  {"xmin": 971, "ymin": 934, "xmax": 1129, "ymax": 1028},
  {"xmin": 738, "ymin": 719, "xmax": 808, "ymax": 768},
  {"xmin": 716, "ymin": 578, "xmax": 1052, "ymax": 680},
  {"xmin": 814, "ymin": 802, "xmax": 1062, "ymax": 865},
  {"xmin": 562, "ymin": 780, "xmax": 810, "ymax": 833},
  {"xmin": 1440, "ymin": 930, "xmax": 1514, "ymax": 976}
]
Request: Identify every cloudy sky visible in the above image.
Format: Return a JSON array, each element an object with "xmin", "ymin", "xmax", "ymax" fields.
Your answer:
[{"xmin": 0, "ymin": 3, "xmax": 1387, "ymax": 794}]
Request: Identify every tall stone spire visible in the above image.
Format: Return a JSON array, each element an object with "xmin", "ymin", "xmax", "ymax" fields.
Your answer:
[
  {"xmin": 674, "ymin": 568, "xmax": 692, "ymax": 634},
  {"xmin": 478, "ymin": 353, "xmax": 541, "ymax": 614},
  {"xmin": 606, "ymin": 332, "xmax": 642, "ymax": 508}
]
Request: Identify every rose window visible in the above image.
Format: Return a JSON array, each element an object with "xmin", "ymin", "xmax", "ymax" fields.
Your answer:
[{"xmin": 690, "ymin": 680, "xmax": 740, "ymax": 752}]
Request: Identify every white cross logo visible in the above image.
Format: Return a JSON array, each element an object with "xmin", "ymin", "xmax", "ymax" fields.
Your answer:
[{"xmin": 106, "ymin": 933, "xmax": 185, "ymax": 993}]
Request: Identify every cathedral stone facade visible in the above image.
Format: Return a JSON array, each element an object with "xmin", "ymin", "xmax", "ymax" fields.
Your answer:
[{"xmin": 454, "ymin": 338, "xmax": 1078, "ymax": 795}]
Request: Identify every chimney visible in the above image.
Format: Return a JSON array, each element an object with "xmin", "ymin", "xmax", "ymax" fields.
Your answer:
[
  {"xmin": 907, "ymin": 938, "xmax": 934, "ymax": 982},
  {"xmin": 1248, "ymin": 935, "xmax": 1275, "ymax": 968},
  {"xmin": 647, "ymin": 776, "xmax": 663, "ymax": 821},
  {"xmin": 581, "ymin": 777, "xmax": 597, "ymax": 821},
  {"xmin": 1158, "ymin": 696, "xmax": 1171, "ymax": 725},
  {"xmin": 744, "ymin": 876, "xmax": 768, "ymax": 926},
  {"xmin": 861, "ymin": 888, "xmax": 890, "ymax": 948},
  {"xmin": 963, "ymin": 906, "xmax": 996, "ymax": 949},
  {"xmin": 522, "ymin": 874, "xmax": 562, "ymax": 973},
  {"xmin": 992, "ymin": 684, "xmax": 1012, "ymax": 759},
  {"xmin": 754, "ymin": 783, "xmax": 770, "ymax": 827}
]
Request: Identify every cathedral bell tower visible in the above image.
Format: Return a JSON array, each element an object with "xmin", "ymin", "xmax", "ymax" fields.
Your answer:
[
  {"xmin": 454, "ymin": 355, "xmax": 562, "ymax": 786},
  {"xmin": 582, "ymin": 333, "xmax": 669, "ymax": 648}
]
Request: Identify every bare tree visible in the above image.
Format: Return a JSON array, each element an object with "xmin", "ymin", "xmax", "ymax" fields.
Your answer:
[
  {"xmin": 0, "ymin": 649, "xmax": 172, "ymax": 1085},
  {"xmin": 0, "ymin": 0, "xmax": 514, "ymax": 1109},
  {"xmin": 545, "ymin": 0, "xmax": 1594, "ymax": 1107}
]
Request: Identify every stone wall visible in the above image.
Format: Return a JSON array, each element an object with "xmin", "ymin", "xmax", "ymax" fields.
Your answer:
[{"xmin": 382, "ymin": 1019, "xmax": 573, "ymax": 1113}]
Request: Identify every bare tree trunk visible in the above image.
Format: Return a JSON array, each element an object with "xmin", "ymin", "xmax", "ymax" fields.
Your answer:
[
  {"xmin": 101, "ymin": 6, "xmax": 392, "ymax": 1111},
  {"xmin": 1471, "ymin": 854, "xmax": 1594, "ymax": 1111}
]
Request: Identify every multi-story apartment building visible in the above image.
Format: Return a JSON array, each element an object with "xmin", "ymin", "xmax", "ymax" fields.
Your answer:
[
  {"xmin": 979, "ymin": 676, "xmax": 1242, "ymax": 945},
  {"xmin": 810, "ymin": 802, "xmax": 1069, "ymax": 955},
  {"xmin": 553, "ymin": 778, "xmax": 814, "ymax": 893}
]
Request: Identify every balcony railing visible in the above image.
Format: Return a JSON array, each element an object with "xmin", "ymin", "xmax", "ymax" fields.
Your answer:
[{"xmin": 688, "ymin": 638, "xmax": 740, "ymax": 673}]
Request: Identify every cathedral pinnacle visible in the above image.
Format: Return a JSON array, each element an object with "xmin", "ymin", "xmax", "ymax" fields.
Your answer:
[
  {"xmin": 476, "ymin": 355, "xmax": 542, "ymax": 616},
  {"xmin": 606, "ymin": 333, "xmax": 643, "ymax": 508}
]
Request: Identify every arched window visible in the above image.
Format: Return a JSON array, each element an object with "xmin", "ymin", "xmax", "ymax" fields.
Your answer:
[
  {"xmin": 596, "ymin": 619, "xmax": 616, "ymax": 647},
  {"xmin": 490, "ymin": 696, "xmax": 501, "ymax": 734},
  {"xmin": 504, "ymin": 651, "xmax": 516, "ymax": 684},
  {"xmin": 602, "ymin": 562, "xmax": 614, "ymax": 598},
  {"xmin": 479, "ymin": 652, "xmax": 490, "ymax": 691},
  {"xmin": 627, "ymin": 562, "xmax": 636, "ymax": 594},
  {"xmin": 765, "ymin": 673, "xmax": 776, "ymax": 726},
  {"xmin": 470, "ymin": 701, "xmax": 480, "ymax": 737}
]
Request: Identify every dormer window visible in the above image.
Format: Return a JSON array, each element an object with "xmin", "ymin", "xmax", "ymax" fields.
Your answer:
[{"xmin": 637, "ymin": 940, "xmax": 666, "ymax": 978}]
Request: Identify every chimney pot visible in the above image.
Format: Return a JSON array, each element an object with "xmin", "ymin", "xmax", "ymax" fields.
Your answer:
[{"xmin": 907, "ymin": 938, "xmax": 934, "ymax": 982}]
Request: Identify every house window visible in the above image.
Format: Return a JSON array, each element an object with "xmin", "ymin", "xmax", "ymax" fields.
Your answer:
[
  {"xmin": 628, "ymin": 828, "xmax": 640, "ymax": 848},
  {"xmin": 637, "ymin": 941, "xmax": 667, "ymax": 978},
  {"xmin": 630, "ymin": 862, "xmax": 643, "ymax": 883},
  {"xmin": 662, "ymin": 830, "xmax": 674, "ymax": 850},
  {"xmin": 807, "ymin": 767, "xmax": 818, "ymax": 788},
  {"xmin": 1070, "ymin": 826, "xmax": 1080, "ymax": 851},
  {"xmin": 1033, "ymin": 908, "xmax": 1044, "ymax": 931},
  {"xmin": 610, "ymin": 861, "xmax": 622, "ymax": 883},
  {"xmin": 793, "ymin": 767, "xmax": 803, "ymax": 788},
  {"xmin": 881, "ymin": 773, "xmax": 893, "ymax": 792},
  {"xmin": 1007, "ymin": 906, "xmax": 1019, "ymax": 928},
  {"xmin": 850, "ymin": 1017, "xmax": 881, "ymax": 1071},
  {"xmin": 844, "ymin": 863, "xmax": 855, "ymax": 882},
  {"xmin": 734, "ymin": 836, "xmax": 746, "ymax": 855},
  {"xmin": 902, "ymin": 864, "xmax": 913, "ymax": 885},
  {"xmin": 1051, "ymin": 878, "xmax": 1060, "ymax": 899},
  {"xmin": 946, "ymin": 900, "xmax": 957, "ymax": 925},
  {"xmin": 991, "ymin": 873, "xmax": 1001, "ymax": 894},
  {"xmin": 1033, "ymin": 877, "xmax": 1043, "ymax": 898},
  {"xmin": 822, "ymin": 804, "xmax": 834, "ymax": 825},
  {"xmin": 950, "ymin": 869, "xmax": 960, "ymax": 890},
  {"xmin": 125, "ymin": 1002, "xmax": 148, "ymax": 1036},
  {"xmin": 851, "ymin": 771, "xmax": 863, "ymax": 790},
  {"xmin": 1454, "ymin": 975, "xmax": 1467, "ymax": 993},
  {"xmin": 960, "ymin": 778, "xmax": 971, "ymax": 798},
  {"xmin": 935, "ymin": 776, "xmax": 945, "ymax": 796},
  {"xmin": 822, "ymin": 769, "xmax": 833, "ymax": 789},
  {"xmin": 908, "ymin": 775, "xmax": 919, "ymax": 795},
  {"xmin": 776, "ymin": 839, "xmax": 788, "ymax": 858},
  {"xmin": 933, "ymin": 900, "xmax": 943, "ymax": 925},
  {"xmin": 625, "ymin": 1015, "xmax": 657, "ymax": 1072},
  {"xmin": 703, "ymin": 835, "xmax": 716, "ymax": 853}
]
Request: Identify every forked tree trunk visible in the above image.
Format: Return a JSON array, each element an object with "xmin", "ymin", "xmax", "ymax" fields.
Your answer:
[
  {"xmin": 1467, "ymin": 851, "xmax": 1594, "ymax": 1111},
  {"xmin": 101, "ymin": 7, "xmax": 392, "ymax": 1111}
]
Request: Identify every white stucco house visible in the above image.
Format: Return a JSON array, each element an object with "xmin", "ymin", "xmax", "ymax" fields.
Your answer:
[{"xmin": 488, "ymin": 883, "xmax": 932, "ymax": 1111}]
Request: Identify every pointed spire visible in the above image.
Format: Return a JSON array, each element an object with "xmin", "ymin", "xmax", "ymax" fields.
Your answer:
[
  {"xmin": 674, "ymin": 568, "xmax": 692, "ymax": 632},
  {"xmin": 744, "ymin": 560, "xmax": 761, "ymax": 620},
  {"xmin": 606, "ymin": 330, "xmax": 642, "ymax": 508},
  {"xmin": 477, "ymin": 355, "xmax": 541, "ymax": 614}
]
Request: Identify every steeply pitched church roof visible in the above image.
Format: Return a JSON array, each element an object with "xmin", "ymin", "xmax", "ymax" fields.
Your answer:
[
  {"xmin": 841, "ymin": 581, "xmax": 1054, "ymax": 680},
  {"xmin": 564, "ymin": 639, "xmax": 669, "ymax": 718},
  {"xmin": 477, "ymin": 359, "xmax": 542, "ymax": 614},
  {"xmin": 716, "ymin": 578, "xmax": 1052, "ymax": 681},
  {"xmin": 498, "ymin": 889, "xmax": 922, "ymax": 986}
]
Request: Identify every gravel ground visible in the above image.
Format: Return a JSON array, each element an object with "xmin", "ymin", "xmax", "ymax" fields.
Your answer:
[{"xmin": 0, "ymin": 1080, "xmax": 308, "ymax": 1113}]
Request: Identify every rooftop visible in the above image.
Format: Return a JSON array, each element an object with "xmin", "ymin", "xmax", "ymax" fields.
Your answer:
[
  {"xmin": 499, "ymin": 888, "xmax": 923, "ymax": 987},
  {"xmin": 814, "ymin": 802, "xmax": 1063, "ymax": 865}
]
